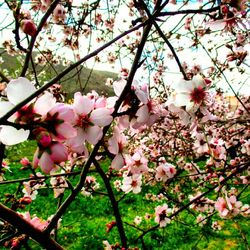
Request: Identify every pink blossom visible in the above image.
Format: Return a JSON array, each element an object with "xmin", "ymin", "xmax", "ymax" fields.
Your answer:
[
  {"xmin": 66, "ymin": 127, "xmax": 89, "ymax": 155},
  {"xmin": 196, "ymin": 214, "xmax": 207, "ymax": 226},
  {"xmin": 110, "ymin": 154, "xmax": 125, "ymax": 171},
  {"xmin": 112, "ymin": 80, "xmax": 158, "ymax": 129},
  {"xmin": 41, "ymin": 0, "xmax": 52, "ymax": 8},
  {"xmin": 33, "ymin": 142, "xmax": 67, "ymax": 174},
  {"xmin": 37, "ymin": 151, "xmax": 55, "ymax": 174},
  {"xmin": 94, "ymin": 97, "xmax": 107, "ymax": 109},
  {"xmin": 205, "ymin": 6, "xmax": 248, "ymax": 32},
  {"xmin": 121, "ymin": 174, "xmax": 142, "ymax": 194},
  {"xmin": 211, "ymin": 221, "xmax": 222, "ymax": 231},
  {"xmin": 193, "ymin": 133, "xmax": 209, "ymax": 155},
  {"xmin": 53, "ymin": 4, "xmax": 66, "ymax": 24},
  {"xmin": 225, "ymin": 195, "xmax": 242, "ymax": 214},
  {"xmin": 1, "ymin": 160, "xmax": 10, "ymax": 172},
  {"xmin": 134, "ymin": 84, "xmax": 159, "ymax": 127},
  {"xmin": 103, "ymin": 240, "xmax": 112, "ymax": 250},
  {"xmin": 81, "ymin": 176, "xmax": 100, "ymax": 196},
  {"xmin": 50, "ymin": 142, "xmax": 68, "ymax": 163},
  {"xmin": 20, "ymin": 157, "xmax": 30, "ymax": 166},
  {"xmin": 34, "ymin": 92, "xmax": 56, "ymax": 116},
  {"xmin": 126, "ymin": 152, "xmax": 148, "ymax": 175},
  {"xmin": 22, "ymin": 174, "xmax": 45, "ymax": 200},
  {"xmin": 168, "ymin": 75, "xmax": 211, "ymax": 112},
  {"xmin": 241, "ymin": 139, "xmax": 250, "ymax": 155},
  {"xmin": 155, "ymin": 204, "xmax": 172, "ymax": 227},
  {"xmin": 108, "ymin": 127, "xmax": 127, "ymax": 170},
  {"xmin": 166, "ymin": 101, "xmax": 191, "ymax": 125},
  {"xmin": 215, "ymin": 195, "xmax": 242, "ymax": 218},
  {"xmin": 50, "ymin": 175, "xmax": 68, "ymax": 198},
  {"xmin": 72, "ymin": 92, "xmax": 113, "ymax": 145},
  {"xmin": 46, "ymin": 103, "xmax": 77, "ymax": 141},
  {"xmin": 185, "ymin": 17, "xmax": 192, "ymax": 30},
  {"xmin": 19, "ymin": 212, "xmax": 48, "ymax": 231},
  {"xmin": 155, "ymin": 163, "xmax": 176, "ymax": 182},
  {"xmin": 22, "ymin": 184, "xmax": 38, "ymax": 200},
  {"xmin": 134, "ymin": 216, "xmax": 142, "ymax": 225},
  {"xmin": 34, "ymin": 128, "xmax": 52, "ymax": 147},
  {"xmin": 215, "ymin": 197, "xmax": 229, "ymax": 217},
  {"xmin": 209, "ymin": 138, "xmax": 227, "ymax": 160},
  {"xmin": 241, "ymin": 204, "xmax": 250, "ymax": 217}
]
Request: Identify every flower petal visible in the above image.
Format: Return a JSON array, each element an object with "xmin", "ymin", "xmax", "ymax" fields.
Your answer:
[
  {"xmin": 7, "ymin": 77, "xmax": 36, "ymax": 105},
  {"xmin": 135, "ymin": 89, "xmax": 148, "ymax": 104},
  {"xmin": 0, "ymin": 101, "xmax": 13, "ymax": 117},
  {"xmin": 108, "ymin": 136, "xmax": 119, "ymax": 155},
  {"xmin": 205, "ymin": 20, "xmax": 226, "ymax": 31},
  {"xmin": 73, "ymin": 92, "xmax": 94, "ymax": 115},
  {"xmin": 34, "ymin": 92, "xmax": 56, "ymax": 116},
  {"xmin": 84, "ymin": 126, "xmax": 103, "ymax": 145},
  {"xmin": 90, "ymin": 108, "xmax": 113, "ymax": 126},
  {"xmin": 66, "ymin": 127, "xmax": 85, "ymax": 153},
  {"xmin": 50, "ymin": 103, "xmax": 75, "ymax": 122},
  {"xmin": 173, "ymin": 79, "xmax": 190, "ymax": 92},
  {"xmin": 56, "ymin": 122, "xmax": 77, "ymax": 140},
  {"xmin": 136, "ymin": 105, "xmax": 149, "ymax": 123},
  {"xmin": 192, "ymin": 75, "xmax": 205, "ymax": 88},
  {"xmin": 0, "ymin": 101, "xmax": 16, "ymax": 121},
  {"xmin": 106, "ymin": 96, "xmax": 118, "ymax": 109},
  {"xmin": 111, "ymin": 154, "xmax": 125, "ymax": 170},
  {"xmin": 113, "ymin": 79, "xmax": 126, "ymax": 97},
  {"xmin": 174, "ymin": 93, "xmax": 191, "ymax": 107},
  {"xmin": 39, "ymin": 152, "xmax": 54, "ymax": 174},
  {"xmin": 0, "ymin": 126, "xmax": 30, "ymax": 145},
  {"xmin": 50, "ymin": 143, "xmax": 68, "ymax": 163}
]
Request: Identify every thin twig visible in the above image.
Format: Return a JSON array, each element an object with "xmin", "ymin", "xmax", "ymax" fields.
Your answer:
[
  {"xmin": 159, "ymin": 6, "xmax": 220, "ymax": 16},
  {"xmin": 0, "ymin": 171, "xmax": 81, "ymax": 186},
  {"xmin": 21, "ymin": 0, "xmax": 61, "ymax": 77}
]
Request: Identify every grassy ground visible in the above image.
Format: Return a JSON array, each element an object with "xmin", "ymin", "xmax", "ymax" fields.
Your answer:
[{"xmin": 0, "ymin": 142, "xmax": 249, "ymax": 249}]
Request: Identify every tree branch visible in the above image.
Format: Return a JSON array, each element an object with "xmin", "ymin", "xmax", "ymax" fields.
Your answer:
[
  {"xmin": 0, "ymin": 203, "xmax": 63, "ymax": 250},
  {"xmin": 94, "ymin": 159, "xmax": 127, "ymax": 248},
  {"xmin": 159, "ymin": 6, "xmax": 220, "ymax": 17}
]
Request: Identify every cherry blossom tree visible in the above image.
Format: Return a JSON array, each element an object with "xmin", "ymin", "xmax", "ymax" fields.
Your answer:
[{"xmin": 0, "ymin": 0, "xmax": 249, "ymax": 249}]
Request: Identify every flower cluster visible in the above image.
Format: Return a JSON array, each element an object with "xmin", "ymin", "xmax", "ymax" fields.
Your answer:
[{"xmin": 0, "ymin": 77, "xmax": 113, "ymax": 174}]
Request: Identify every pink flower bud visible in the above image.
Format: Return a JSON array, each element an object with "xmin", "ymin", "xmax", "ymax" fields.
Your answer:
[
  {"xmin": 221, "ymin": 5, "xmax": 229, "ymax": 15},
  {"xmin": 11, "ymin": 239, "xmax": 20, "ymax": 248},
  {"xmin": 20, "ymin": 19, "xmax": 37, "ymax": 37},
  {"xmin": 20, "ymin": 157, "xmax": 30, "ymax": 166},
  {"xmin": 37, "ymin": 130, "xmax": 52, "ymax": 147}
]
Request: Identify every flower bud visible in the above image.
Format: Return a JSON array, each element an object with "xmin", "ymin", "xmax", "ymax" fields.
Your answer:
[
  {"xmin": 20, "ymin": 157, "xmax": 30, "ymax": 166},
  {"xmin": 20, "ymin": 19, "xmax": 37, "ymax": 37},
  {"xmin": 37, "ymin": 130, "xmax": 52, "ymax": 147},
  {"xmin": 19, "ymin": 196, "xmax": 32, "ymax": 205}
]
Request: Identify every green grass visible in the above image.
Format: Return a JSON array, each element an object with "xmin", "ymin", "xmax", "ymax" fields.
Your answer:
[{"xmin": 0, "ymin": 142, "xmax": 249, "ymax": 249}]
